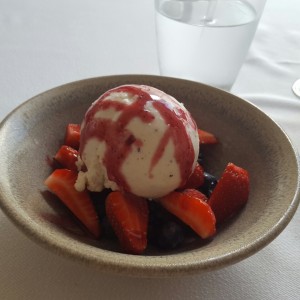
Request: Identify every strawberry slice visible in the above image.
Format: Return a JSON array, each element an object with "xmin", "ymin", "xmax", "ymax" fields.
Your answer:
[
  {"xmin": 182, "ymin": 188, "xmax": 208, "ymax": 203},
  {"xmin": 159, "ymin": 190, "xmax": 216, "ymax": 239},
  {"xmin": 106, "ymin": 191, "xmax": 148, "ymax": 254},
  {"xmin": 54, "ymin": 145, "xmax": 79, "ymax": 172},
  {"xmin": 64, "ymin": 124, "xmax": 81, "ymax": 150},
  {"xmin": 208, "ymin": 163, "xmax": 249, "ymax": 225},
  {"xmin": 182, "ymin": 163, "xmax": 205, "ymax": 189},
  {"xmin": 44, "ymin": 169, "xmax": 101, "ymax": 238},
  {"xmin": 198, "ymin": 129, "xmax": 218, "ymax": 144}
]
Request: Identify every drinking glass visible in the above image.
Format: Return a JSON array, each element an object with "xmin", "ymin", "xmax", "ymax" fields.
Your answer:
[{"xmin": 155, "ymin": 0, "xmax": 267, "ymax": 90}]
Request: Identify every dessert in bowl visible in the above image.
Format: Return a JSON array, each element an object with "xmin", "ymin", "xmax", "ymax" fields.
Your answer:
[{"xmin": 0, "ymin": 75, "xmax": 299, "ymax": 277}]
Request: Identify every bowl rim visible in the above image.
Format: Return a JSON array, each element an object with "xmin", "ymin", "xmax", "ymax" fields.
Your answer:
[{"xmin": 0, "ymin": 74, "xmax": 299, "ymax": 277}]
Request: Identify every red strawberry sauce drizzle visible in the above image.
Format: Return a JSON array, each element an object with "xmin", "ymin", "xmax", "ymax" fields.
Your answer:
[{"xmin": 79, "ymin": 85, "xmax": 197, "ymax": 194}]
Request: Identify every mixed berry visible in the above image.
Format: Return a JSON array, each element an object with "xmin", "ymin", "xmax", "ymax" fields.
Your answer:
[{"xmin": 45, "ymin": 123, "xmax": 250, "ymax": 254}]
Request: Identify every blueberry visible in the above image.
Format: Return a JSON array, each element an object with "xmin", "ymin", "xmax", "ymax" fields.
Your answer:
[
  {"xmin": 156, "ymin": 221, "xmax": 184, "ymax": 250},
  {"xmin": 148, "ymin": 201, "xmax": 185, "ymax": 249},
  {"xmin": 148, "ymin": 201, "xmax": 171, "ymax": 244},
  {"xmin": 148, "ymin": 201, "xmax": 173, "ymax": 222},
  {"xmin": 200, "ymin": 172, "xmax": 218, "ymax": 197}
]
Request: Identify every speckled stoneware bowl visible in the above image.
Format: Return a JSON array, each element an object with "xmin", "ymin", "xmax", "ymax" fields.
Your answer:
[{"xmin": 0, "ymin": 75, "xmax": 299, "ymax": 277}]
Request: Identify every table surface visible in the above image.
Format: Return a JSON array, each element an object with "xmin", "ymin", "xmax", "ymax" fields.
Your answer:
[{"xmin": 1, "ymin": 0, "xmax": 300, "ymax": 299}]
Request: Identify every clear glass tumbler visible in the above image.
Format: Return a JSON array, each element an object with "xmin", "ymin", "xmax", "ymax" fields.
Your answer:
[{"xmin": 155, "ymin": 0, "xmax": 267, "ymax": 90}]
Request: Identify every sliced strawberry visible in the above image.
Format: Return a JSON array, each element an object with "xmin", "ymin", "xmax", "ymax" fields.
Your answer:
[
  {"xmin": 208, "ymin": 163, "xmax": 249, "ymax": 225},
  {"xmin": 159, "ymin": 190, "xmax": 216, "ymax": 239},
  {"xmin": 106, "ymin": 191, "xmax": 148, "ymax": 254},
  {"xmin": 64, "ymin": 124, "xmax": 81, "ymax": 150},
  {"xmin": 198, "ymin": 129, "xmax": 218, "ymax": 144},
  {"xmin": 54, "ymin": 145, "xmax": 79, "ymax": 172},
  {"xmin": 44, "ymin": 169, "xmax": 101, "ymax": 238},
  {"xmin": 182, "ymin": 188, "xmax": 208, "ymax": 203},
  {"xmin": 182, "ymin": 163, "xmax": 205, "ymax": 189}
]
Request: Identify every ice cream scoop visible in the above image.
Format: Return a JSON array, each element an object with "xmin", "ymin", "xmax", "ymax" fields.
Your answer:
[{"xmin": 75, "ymin": 84, "xmax": 199, "ymax": 198}]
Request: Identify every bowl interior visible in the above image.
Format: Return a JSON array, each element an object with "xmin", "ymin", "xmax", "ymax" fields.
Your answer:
[{"xmin": 0, "ymin": 75, "xmax": 299, "ymax": 277}]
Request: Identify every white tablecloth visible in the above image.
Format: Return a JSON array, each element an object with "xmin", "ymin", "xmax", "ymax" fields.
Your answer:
[{"xmin": 0, "ymin": 0, "xmax": 299, "ymax": 299}]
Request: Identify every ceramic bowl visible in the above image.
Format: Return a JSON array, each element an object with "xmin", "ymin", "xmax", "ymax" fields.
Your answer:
[{"xmin": 0, "ymin": 75, "xmax": 299, "ymax": 277}]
